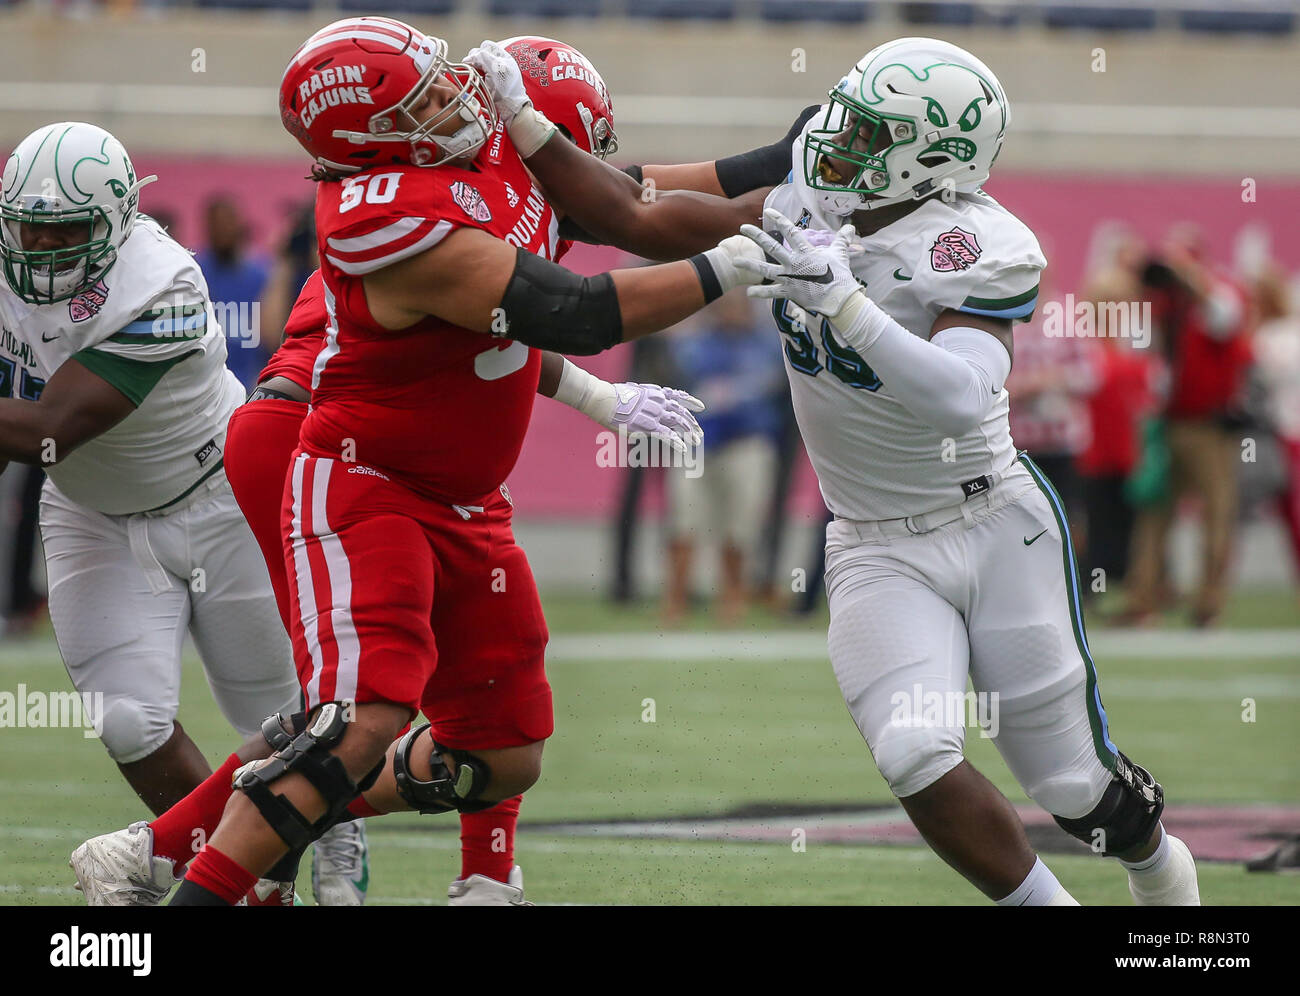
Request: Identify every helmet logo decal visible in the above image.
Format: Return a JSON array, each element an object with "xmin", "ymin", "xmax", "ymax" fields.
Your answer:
[
  {"xmin": 958, "ymin": 97, "xmax": 983, "ymax": 133},
  {"xmin": 924, "ymin": 97, "xmax": 948, "ymax": 128},
  {"xmin": 930, "ymin": 227, "xmax": 982, "ymax": 272},
  {"xmin": 449, "ymin": 181, "xmax": 492, "ymax": 223},
  {"xmin": 68, "ymin": 279, "xmax": 110, "ymax": 323}
]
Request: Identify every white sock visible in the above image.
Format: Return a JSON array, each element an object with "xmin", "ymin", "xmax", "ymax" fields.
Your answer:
[
  {"xmin": 1120, "ymin": 824, "xmax": 1170, "ymax": 876},
  {"xmin": 995, "ymin": 857, "xmax": 1077, "ymax": 906}
]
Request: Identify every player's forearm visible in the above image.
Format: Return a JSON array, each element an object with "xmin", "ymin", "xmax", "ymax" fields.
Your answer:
[
  {"xmin": 0, "ymin": 400, "xmax": 64, "ymax": 464},
  {"xmin": 524, "ymin": 134, "xmax": 756, "ymax": 259},
  {"xmin": 641, "ymin": 162, "xmax": 725, "ymax": 197},
  {"xmin": 610, "ymin": 262, "xmax": 709, "ymax": 339},
  {"xmin": 829, "ymin": 294, "xmax": 1011, "ymax": 438},
  {"xmin": 537, "ymin": 351, "xmax": 564, "ymax": 397}
]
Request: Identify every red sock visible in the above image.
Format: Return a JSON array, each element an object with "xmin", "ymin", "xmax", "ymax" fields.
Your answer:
[
  {"xmin": 348, "ymin": 796, "xmax": 384, "ymax": 819},
  {"xmin": 459, "ymin": 795, "xmax": 520, "ymax": 882},
  {"xmin": 149, "ymin": 752, "xmax": 242, "ymax": 876},
  {"xmin": 184, "ymin": 845, "xmax": 258, "ymax": 905}
]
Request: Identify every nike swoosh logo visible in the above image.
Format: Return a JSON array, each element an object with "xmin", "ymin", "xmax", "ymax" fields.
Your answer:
[
  {"xmin": 1023, "ymin": 529, "xmax": 1048, "ymax": 546},
  {"xmin": 893, "ymin": 268, "xmax": 912, "ymax": 281},
  {"xmin": 787, "ymin": 267, "xmax": 835, "ymax": 285},
  {"xmin": 41, "ymin": 332, "xmax": 61, "ymax": 342}
]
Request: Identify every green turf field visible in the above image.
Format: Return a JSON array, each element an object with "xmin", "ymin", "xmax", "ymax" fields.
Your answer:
[{"xmin": 1, "ymin": 589, "xmax": 1296, "ymax": 905}]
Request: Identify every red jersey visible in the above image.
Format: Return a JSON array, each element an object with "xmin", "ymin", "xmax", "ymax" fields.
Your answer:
[
  {"xmin": 303, "ymin": 135, "xmax": 559, "ymax": 504},
  {"xmin": 258, "ymin": 270, "xmax": 327, "ymax": 391}
]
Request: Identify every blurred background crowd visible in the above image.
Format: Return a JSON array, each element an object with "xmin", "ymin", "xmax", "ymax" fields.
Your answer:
[{"xmin": 2, "ymin": 0, "xmax": 1298, "ymax": 634}]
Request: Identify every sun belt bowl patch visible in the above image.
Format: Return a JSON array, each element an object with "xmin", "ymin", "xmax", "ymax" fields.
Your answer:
[
  {"xmin": 450, "ymin": 181, "xmax": 492, "ymax": 224},
  {"xmin": 68, "ymin": 279, "xmax": 110, "ymax": 322},
  {"xmin": 929, "ymin": 226, "xmax": 982, "ymax": 272}
]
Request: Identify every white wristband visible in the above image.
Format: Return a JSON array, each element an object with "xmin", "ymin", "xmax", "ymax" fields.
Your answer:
[
  {"xmin": 553, "ymin": 357, "xmax": 617, "ymax": 426},
  {"xmin": 508, "ymin": 102, "xmax": 558, "ymax": 159},
  {"xmin": 828, "ymin": 288, "xmax": 894, "ymax": 354}
]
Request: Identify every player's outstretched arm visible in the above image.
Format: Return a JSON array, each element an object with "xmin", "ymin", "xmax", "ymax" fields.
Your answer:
[
  {"xmin": 363, "ymin": 225, "xmax": 761, "ymax": 353},
  {"xmin": 638, "ymin": 104, "xmax": 820, "ymax": 197},
  {"xmin": 0, "ymin": 358, "xmax": 137, "ymax": 464},
  {"xmin": 537, "ymin": 351, "xmax": 704, "ymax": 452},
  {"xmin": 467, "ymin": 41, "xmax": 769, "ymax": 260}
]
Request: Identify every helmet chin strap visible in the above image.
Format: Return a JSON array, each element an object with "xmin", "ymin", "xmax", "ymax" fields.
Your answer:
[{"xmin": 423, "ymin": 95, "xmax": 488, "ymax": 163}]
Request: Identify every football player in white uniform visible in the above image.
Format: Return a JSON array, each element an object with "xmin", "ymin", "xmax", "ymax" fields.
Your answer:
[
  {"xmin": 0, "ymin": 121, "xmax": 363, "ymax": 904},
  {"xmin": 735, "ymin": 38, "xmax": 1199, "ymax": 905}
]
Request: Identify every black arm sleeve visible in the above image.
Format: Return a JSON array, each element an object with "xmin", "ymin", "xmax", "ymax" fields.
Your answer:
[
  {"xmin": 714, "ymin": 104, "xmax": 821, "ymax": 198},
  {"xmin": 497, "ymin": 248, "xmax": 624, "ymax": 355}
]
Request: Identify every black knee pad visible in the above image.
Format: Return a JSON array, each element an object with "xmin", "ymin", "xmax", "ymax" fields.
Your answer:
[
  {"xmin": 1053, "ymin": 752, "xmax": 1164, "ymax": 856},
  {"xmin": 235, "ymin": 703, "xmax": 384, "ymax": 852},
  {"xmin": 391, "ymin": 723, "xmax": 494, "ymax": 814}
]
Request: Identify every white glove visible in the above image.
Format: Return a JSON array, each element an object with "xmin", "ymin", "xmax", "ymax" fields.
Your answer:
[
  {"xmin": 696, "ymin": 234, "xmax": 769, "ymax": 295},
  {"xmin": 735, "ymin": 207, "xmax": 863, "ymax": 317},
  {"xmin": 465, "ymin": 39, "xmax": 555, "ymax": 156},
  {"xmin": 554, "ymin": 359, "xmax": 705, "ymax": 453},
  {"xmin": 464, "ymin": 40, "xmax": 529, "ymax": 121}
]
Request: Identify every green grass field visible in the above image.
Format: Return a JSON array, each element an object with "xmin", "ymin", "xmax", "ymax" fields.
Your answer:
[{"xmin": 0, "ymin": 589, "xmax": 1296, "ymax": 905}]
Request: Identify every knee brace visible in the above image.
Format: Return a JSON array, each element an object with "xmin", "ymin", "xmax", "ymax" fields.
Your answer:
[
  {"xmin": 1053, "ymin": 751, "xmax": 1164, "ymax": 856},
  {"xmin": 259, "ymin": 710, "xmax": 307, "ymax": 752},
  {"xmin": 234, "ymin": 703, "xmax": 384, "ymax": 851},
  {"xmin": 392, "ymin": 723, "xmax": 494, "ymax": 814}
]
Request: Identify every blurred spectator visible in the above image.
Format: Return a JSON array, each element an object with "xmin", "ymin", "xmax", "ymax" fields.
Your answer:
[
  {"xmin": 608, "ymin": 333, "xmax": 681, "ymax": 603},
  {"xmin": 257, "ymin": 201, "xmax": 318, "ymax": 356},
  {"xmin": 145, "ymin": 207, "xmax": 182, "ymax": 248},
  {"xmin": 1007, "ymin": 279, "xmax": 1095, "ymax": 538},
  {"xmin": 0, "ymin": 463, "xmax": 45, "ymax": 638},
  {"xmin": 1076, "ymin": 259, "xmax": 1162, "ymax": 594},
  {"xmin": 1124, "ymin": 228, "xmax": 1254, "ymax": 627},
  {"xmin": 195, "ymin": 194, "xmax": 271, "ymax": 390},
  {"xmin": 662, "ymin": 293, "xmax": 785, "ymax": 625},
  {"xmin": 1249, "ymin": 267, "xmax": 1300, "ymax": 588}
]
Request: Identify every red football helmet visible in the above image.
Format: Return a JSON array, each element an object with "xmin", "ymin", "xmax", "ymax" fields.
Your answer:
[
  {"xmin": 502, "ymin": 36, "xmax": 618, "ymax": 160},
  {"xmin": 279, "ymin": 16, "xmax": 497, "ymax": 174}
]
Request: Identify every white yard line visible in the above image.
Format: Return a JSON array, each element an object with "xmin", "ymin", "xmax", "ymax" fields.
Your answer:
[{"xmin": 546, "ymin": 629, "xmax": 1300, "ymax": 663}]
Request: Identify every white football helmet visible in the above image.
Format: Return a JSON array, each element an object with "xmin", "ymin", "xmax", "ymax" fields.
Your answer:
[
  {"xmin": 0, "ymin": 122, "xmax": 156, "ymax": 303},
  {"xmin": 802, "ymin": 37, "xmax": 1010, "ymax": 215}
]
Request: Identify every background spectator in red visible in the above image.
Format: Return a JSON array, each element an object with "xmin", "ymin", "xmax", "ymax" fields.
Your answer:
[
  {"xmin": 1124, "ymin": 227, "xmax": 1254, "ymax": 626},
  {"xmin": 1250, "ymin": 267, "xmax": 1300, "ymax": 596}
]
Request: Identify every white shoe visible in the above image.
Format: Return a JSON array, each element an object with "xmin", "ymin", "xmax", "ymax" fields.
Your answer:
[
  {"xmin": 1129, "ymin": 834, "xmax": 1201, "ymax": 906},
  {"xmin": 70, "ymin": 821, "xmax": 178, "ymax": 906},
  {"xmin": 311, "ymin": 820, "xmax": 368, "ymax": 906},
  {"xmin": 447, "ymin": 865, "xmax": 532, "ymax": 906}
]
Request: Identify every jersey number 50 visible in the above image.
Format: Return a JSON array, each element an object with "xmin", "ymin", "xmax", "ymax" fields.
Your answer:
[
  {"xmin": 339, "ymin": 172, "xmax": 404, "ymax": 214},
  {"xmin": 772, "ymin": 299, "xmax": 881, "ymax": 392}
]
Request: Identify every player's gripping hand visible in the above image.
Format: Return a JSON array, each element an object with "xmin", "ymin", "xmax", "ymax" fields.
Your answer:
[
  {"xmin": 605, "ymin": 383, "xmax": 706, "ymax": 454},
  {"xmin": 465, "ymin": 40, "xmax": 530, "ymax": 122},
  {"xmin": 735, "ymin": 207, "xmax": 863, "ymax": 318},
  {"xmin": 465, "ymin": 40, "xmax": 556, "ymax": 156}
]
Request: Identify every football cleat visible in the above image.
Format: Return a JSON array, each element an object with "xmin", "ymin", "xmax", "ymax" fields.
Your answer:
[
  {"xmin": 311, "ymin": 820, "xmax": 369, "ymax": 906},
  {"xmin": 1129, "ymin": 834, "xmax": 1201, "ymax": 906},
  {"xmin": 69, "ymin": 821, "xmax": 178, "ymax": 906},
  {"xmin": 240, "ymin": 879, "xmax": 298, "ymax": 907},
  {"xmin": 447, "ymin": 865, "xmax": 533, "ymax": 906}
]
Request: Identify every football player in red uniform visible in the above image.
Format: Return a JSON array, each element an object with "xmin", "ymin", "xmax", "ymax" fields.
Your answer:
[{"xmin": 73, "ymin": 21, "xmax": 808, "ymax": 907}]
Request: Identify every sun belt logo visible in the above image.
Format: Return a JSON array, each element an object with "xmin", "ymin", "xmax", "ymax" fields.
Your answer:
[
  {"xmin": 450, "ymin": 181, "xmax": 492, "ymax": 223},
  {"xmin": 298, "ymin": 64, "xmax": 374, "ymax": 129},
  {"xmin": 930, "ymin": 226, "xmax": 982, "ymax": 272},
  {"xmin": 68, "ymin": 279, "xmax": 110, "ymax": 323}
]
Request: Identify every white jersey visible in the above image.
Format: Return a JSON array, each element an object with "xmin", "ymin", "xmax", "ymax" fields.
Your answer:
[
  {"xmin": 0, "ymin": 216, "xmax": 244, "ymax": 514},
  {"xmin": 764, "ymin": 155, "xmax": 1046, "ymax": 520}
]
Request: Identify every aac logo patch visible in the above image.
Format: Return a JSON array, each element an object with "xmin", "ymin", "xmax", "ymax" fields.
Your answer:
[
  {"xmin": 929, "ymin": 226, "xmax": 982, "ymax": 272},
  {"xmin": 68, "ymin": 280, "xmax": 110, "ymax": 323},
  {"xmin": 450, "ymin": 181, "xmax": 492, "ymax": 223}
]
